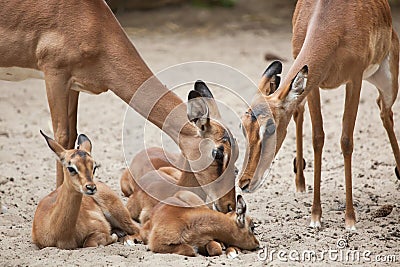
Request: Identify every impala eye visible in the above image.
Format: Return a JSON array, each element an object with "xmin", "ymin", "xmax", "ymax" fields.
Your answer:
[
  {"xmin": 212, "ymin": 146, "xmax": 224, "ymax": 162},
  {"xmin": 67, "ymin": 166, "xmax": 77, "ymax": 175}
]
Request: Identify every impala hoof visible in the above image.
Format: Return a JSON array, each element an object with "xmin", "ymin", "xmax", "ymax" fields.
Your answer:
[
  {"xmin": 111, "ymin": 233, "xmax": 118, "ymax": 243},
  {"xmin": 345, "ymin": 225, "xmax": 357, "ymax": 231},
  {"xmin": 226, "ymin": 247, "xmax": 239, "ymax": 259},
  {"xmin": 293, "ymin": 157, "xmax": 306, "ymax": 174},
  {"xmin": 309, "ymin": 220, "xmax": 321, "ymax": 228},
  {"xmin": 395, "ymin": 166, "xmax": 400, "ymax": 180},
  {"xmin": 124, "ymin": 239, "xmax": 135, "ymax": 247}
]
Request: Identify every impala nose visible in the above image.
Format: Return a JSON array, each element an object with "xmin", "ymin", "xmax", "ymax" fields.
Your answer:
[{"xmin": 85, "ymin": 184, "xmax": 97, "ymax": 195}]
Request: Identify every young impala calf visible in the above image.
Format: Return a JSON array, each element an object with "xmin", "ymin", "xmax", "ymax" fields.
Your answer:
[
  {"xmin": 32, "ymin": 131, "xmax": 141, "ymax": 249},
  {"xmin": 121, "ymin": 81, "xmax": 238, "ymax": 222},
  {"xmin": 239, "ymin": 0, "xmax": 400, "ymax": 230},
  {"xmin": 140, "ymin": 191, "xmax": 259, "ymax": 256}
]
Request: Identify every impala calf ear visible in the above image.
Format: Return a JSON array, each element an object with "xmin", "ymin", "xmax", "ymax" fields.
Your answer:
[
  {"xmin": 40, "ymin": 130, "xmax": 66, "ymax": 162},
  {"xmin": 236, "ymin": 195, "xmax": 247, "ymax": 228},
  {"xmin": 187, "ymin": 90, "xmax": 210, "ymax": 133},
  {"xmin": 77, "ymin": 134, "xmax": 92, "ymax": 154}
]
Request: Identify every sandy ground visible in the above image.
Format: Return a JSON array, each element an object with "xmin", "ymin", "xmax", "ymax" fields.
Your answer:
[{"xmin": 1, "ymin": 2, "xmax": 400, "ymax": 266}]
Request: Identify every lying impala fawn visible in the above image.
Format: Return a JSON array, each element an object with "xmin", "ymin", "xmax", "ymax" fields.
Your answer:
[
  {"xmin": 32, "ymin": 131, "xmax": 141, "ymax": 249},
  {"xmin": 140, "ymin": 191, "xmax": 259, "ymax": 256},
  {"xmin": 239, "ymin": 0, "xmax": 400, "ymax": 230},
  {"xmin": 0, "ymin": 1, "xmax": 233, "ymax": 194},
  {"xmin": 120, "ymin": 81, "xmax": 238, "ymax": 222}
]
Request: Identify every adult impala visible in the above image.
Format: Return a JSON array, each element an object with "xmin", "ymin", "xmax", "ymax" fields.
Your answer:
[
  {"xmin": 239, "ymin": 0, "xmax": 400, "ymax": 230},
  {"xmin": 0, "ymin": 0, "xmax": 238, "ymax": 210}
]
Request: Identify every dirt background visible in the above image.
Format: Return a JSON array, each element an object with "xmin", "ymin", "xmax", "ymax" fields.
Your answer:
[{"xmin": 1, "ymin": 1, "xmax": 400, "ymax": 266}]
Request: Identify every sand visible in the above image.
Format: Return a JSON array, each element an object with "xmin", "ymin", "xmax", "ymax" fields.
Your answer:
[{"xmin": 1, "ymin": 1, "xmax": 400, "ymax": 266}]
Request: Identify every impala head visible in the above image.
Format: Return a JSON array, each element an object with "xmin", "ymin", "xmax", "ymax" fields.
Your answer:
[
  {"xmin": 186, "ymin": 80, "xmax": 239, "ymax": 213},
  {"xmin": 41, "ymin": 131, "xmax": 99, "ymax": 195},
  {"xmin": 227, "ymin": 195, "xmax": 259, "ymax": 250},
  {"xmin": 239, "ymin": 61, "xmax": 308, "ymax": 192}
]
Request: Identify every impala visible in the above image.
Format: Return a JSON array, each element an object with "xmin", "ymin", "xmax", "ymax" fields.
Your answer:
[
  {"xmin": 140, "ymin": 191, "xmax": 259, "ymax": 256},
  {"xmin": 32, "ymin": 131, "xmax": 141, "ymax": 249},
  {"xmin": 239, "ymin": 0, "xmax": 400, "ymax": 230}
]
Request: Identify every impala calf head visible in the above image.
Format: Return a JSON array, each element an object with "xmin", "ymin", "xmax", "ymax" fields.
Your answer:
[
  {"xmin": 228, "ymin": 195, "xmax": 259, "ymax": 250},
  {"xmin": 41, "ymin": 131, "xmax": 99, "ymax": 195},
  {"xmin": 239, "ymin": 62, "xmax": 308, "ymax": 192},
  {"xmin": 186, "ymin": 81, "xmax": 239, "ymax": 212}
]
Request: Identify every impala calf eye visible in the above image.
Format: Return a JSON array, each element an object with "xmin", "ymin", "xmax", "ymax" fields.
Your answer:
[{"xmin": 67, "ymin": 167, "xmax": 77, "ymax": 175}]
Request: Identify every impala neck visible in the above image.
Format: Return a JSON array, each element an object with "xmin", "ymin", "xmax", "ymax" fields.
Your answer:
[
  {"xmin": 50, "ymin": 171, "xmax": 82, "ymax": 236},
  {"xmin": 176, "ymin": 161, "xmax": 207, "ymax": 200},
  {"xmin": 101, "ymin": 24, "xmax": 196, "ymax": 145},
  {"xmin": 271, "ymin": 6, "xmax": 339, "ymax": 153},
  {"xmin": 108, "ymin": 63, "xmax": 196, "ymax": 144}
]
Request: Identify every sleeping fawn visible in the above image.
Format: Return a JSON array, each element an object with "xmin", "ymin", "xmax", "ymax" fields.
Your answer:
[{"xmin": 140, "ymin": 191, "xmax": 259, "ymax": 257}]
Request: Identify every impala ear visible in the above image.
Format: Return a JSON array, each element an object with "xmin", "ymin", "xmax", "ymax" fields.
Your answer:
[
  {"xmin": 269, "ymin": 75, "xmax": 281, "ymax": 95},
  {"xmin": 236, "ymin": 195, "xmax": 247, "ymax": 228},
  {"xmin": 187, "ymin": 90, "xmax": 210, "ymax": 133},
  {"xmin": 194, "ymin": 80, "xmax": 214, "ymax": 98},
  {"xmin": 263, "ymin": 60, "xmax": 282, "ymax": 78},
  {"xmin": 259, "ymin": 61, "xmax": 282, "ymax": 95},
  {"xmin": 279, "ymin": 65, "xmax": 308, "ymax": 101},
  {"xmin": 40, "ymin": 130, "xmax": 66, "ymax": 162},
  {"xmin": 77, "ymin": 134, "xmax": 92, "ymax": 153}
]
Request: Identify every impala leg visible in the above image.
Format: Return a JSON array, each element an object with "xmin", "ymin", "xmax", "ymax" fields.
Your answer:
[
  {"xmin": 226, "ymin": 246, "xmax": 241, "ymax": 259},
  {"xmin": 91, "ymin": 182, "xmax": 141, "ymax": 238},
  {"xmin": 307, "ymin": 88, "xmax": 324, "ymax": 228},
  {"xmin": 83, "ymin": 232, "xmax": 118, "ymax": 247},
  {"xmin": 293, "ymin": 103, "xmax": 306, "ymax": 192},
  {"xmin": 106, "ymin": 199, "xmax": 141, "ymax": 237},
  {"xmin": 126, "ymin": 195, "xmax": 142, "ymax": 222},
  {"xmin": 341, "ymin": 80, "xmax": 362, "ymax": 230},
  {"xmin": 45, "ymin": 72, "xmax": 71, "ymax": 188},
  {"xmin": 376, "ymin": 95, "xmax": 400, "ymax": 178},
  {"xmin": 205, "ymin": 241, "xmax": 223, "ymax": 256},
  {"xmin": 367, "ymin": 33, "xmax": 400, "ymax": 178},
  {"xmin": 68, "ymin": 90, "xmax": 79, "ymax": 149}
]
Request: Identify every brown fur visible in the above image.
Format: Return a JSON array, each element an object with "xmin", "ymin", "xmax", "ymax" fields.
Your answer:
[
  {"xmin": 32, "ymin": 132, "xmax": 141, "ymax": 249},
  {"xmin": 140, "ymin": 191, "xmax": 259, "ymax": 256},
  {"xmin": 239, "ymin": 0, "xmax": 400, "ymax": 230}
]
